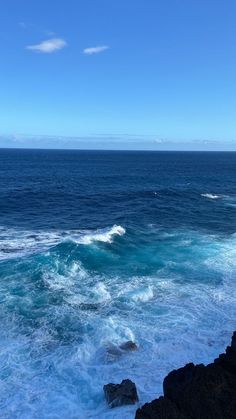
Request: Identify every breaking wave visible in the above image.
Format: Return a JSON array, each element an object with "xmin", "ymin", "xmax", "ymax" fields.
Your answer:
[
  {"xmin": 1, "ymin": 225, "xmax": 236, "ymax": 418},
  {"xmin": 0, "ymin": 224, "xmax": 126, "ymax": 261},
  {"xmin": 201, "ymin": 193, "xmax": 222, "ymax": 200}
]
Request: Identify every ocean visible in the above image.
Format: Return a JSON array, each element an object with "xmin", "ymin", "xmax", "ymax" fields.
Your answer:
[{"xmin": 0, "ymin": 149, "xmax": 236, "ymax": 418}]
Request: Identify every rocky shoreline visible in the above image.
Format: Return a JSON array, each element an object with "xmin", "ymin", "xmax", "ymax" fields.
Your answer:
[{"xmin": 135, "ymin": 331, "xmax": 236, "ymax": 419}]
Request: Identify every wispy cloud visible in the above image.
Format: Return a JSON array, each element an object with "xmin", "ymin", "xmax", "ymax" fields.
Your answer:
[
  {"xmin": 83, "ymin": 45, "xmax": 109, "ymax": 55},
  {"xmin": 26, "ymin": 38, "xmax": 67, "ymax": 53}
]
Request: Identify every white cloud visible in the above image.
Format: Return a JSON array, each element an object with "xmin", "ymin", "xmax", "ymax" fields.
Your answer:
[
  {"xmin": 83, "ymin": 45, "xmax": 109, "ymax": 55},
  {"xmin": 26, "ymin": 38, "xmax": 67, "ymax": 53},
  {"xmin": 154, "ymin": 138, "xmax": 165, "ymax": 144}
]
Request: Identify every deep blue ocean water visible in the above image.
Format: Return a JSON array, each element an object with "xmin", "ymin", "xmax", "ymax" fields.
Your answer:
[{"xmin": 0, "ymin": 149, "xmax": 236, "ymax": 418}]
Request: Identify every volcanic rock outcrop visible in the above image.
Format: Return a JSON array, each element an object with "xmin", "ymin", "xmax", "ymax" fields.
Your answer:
[{"xmin": 136, "ymin": 332, "xmax": 236, "ymax": 419}]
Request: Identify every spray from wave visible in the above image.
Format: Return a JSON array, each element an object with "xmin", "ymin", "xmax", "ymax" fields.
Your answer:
[{"xmin": 77, "ymin": 224, "xmax": 126, "ymax": 245}]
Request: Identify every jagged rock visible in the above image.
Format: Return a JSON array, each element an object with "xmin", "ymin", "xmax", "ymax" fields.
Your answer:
[
  {"xmin": 164, "ymin": 361, "xmax": 236, "ymax": 419},
  {"xmin": 120, "ymin": 341, "xmax": 138, "ymax": 351},
  {"xmin": 136, "ymin": 397, "xmax": 187, "ymax": 419},
  {"xmin": 104, "ymin": 341, "xmax": 138, "ymax": 362},
  {"xmin": 231, "ymin": 331, "xmax": 236, "ymax": 351},
  {"xmin": 135, "ymin": 331, "xmax": 236, "ymax": 419},
  {"xmin": 104, "ymin": 379, "xmax": 138, "ymax": 408},
  {"xmin": 215, "ymin": 331, "xmax": 236, "ymax": 374}
]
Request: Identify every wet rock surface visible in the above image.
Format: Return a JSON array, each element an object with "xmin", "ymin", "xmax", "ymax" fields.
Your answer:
[
  {"xmin": 104, "ymin": 379, "xmax": 139, "ymax": 408},
  {"xmin": 136, "ymin": 332, "xmax": 236, "ymax": 419}
]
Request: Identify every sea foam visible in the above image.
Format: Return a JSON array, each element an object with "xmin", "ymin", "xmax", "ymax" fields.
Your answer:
[
  {"xmin": 0, "ymin": 224, "xmax": 126, "ymax": 261},
  {"xmin": 201, "ymin": 193, "xmax": 222, "ymax": 199},
  {"xmin": 78, "ymin": 225, "xmax": 126, "ymax": 245},
  {"xmin": 1, "ymin": 227, "xmax": 236, "ymax": 418}
]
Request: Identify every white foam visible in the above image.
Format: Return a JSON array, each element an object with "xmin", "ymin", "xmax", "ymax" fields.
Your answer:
[
  {"xmin": 78, "ymin": 225, "xmax": 126, "ymax": 245},
  {"xmin": 201, "ymin": 193, "xmax": 222, "ymax": 199},
  {"xmin": 130, "ymin": 286, "xmax": 154, "ymax": 303},
  {"xmin": 43, "ymin": 260, "xmax": 87, "ymax": 291},
  {"xmin": 0, "ymin": 224, "xmax": 126, "ymax": 261},
  {"xmin": 93, "ymin": 282, "xmax": 111, "ymax": 302},
  {"xmin": 1, "ymin": 228, "xmax": 236, "ymax": 418}
]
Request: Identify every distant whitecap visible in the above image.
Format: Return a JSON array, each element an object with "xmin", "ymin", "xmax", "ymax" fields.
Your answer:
[{"xmin": 201, "ymin": 193, "xmax": 222, "ymax": 200}]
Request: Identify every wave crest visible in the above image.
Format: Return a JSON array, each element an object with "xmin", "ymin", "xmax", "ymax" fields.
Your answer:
[
  {"xmin": 201, "ymin": 193, "xmax": 222, "ymax": 200},
  {"xmin": 0, "ymin": 224, "xmax": 126, "ymax": 260},
  {"xmin": 79, "ymin": 225, "xmax": 126, "ymax": 245}
]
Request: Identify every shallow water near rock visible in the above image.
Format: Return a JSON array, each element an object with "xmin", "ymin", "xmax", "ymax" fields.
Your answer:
[{"xmin": 0, "ymin": 150, "xmax": 236, "ymax": 418}]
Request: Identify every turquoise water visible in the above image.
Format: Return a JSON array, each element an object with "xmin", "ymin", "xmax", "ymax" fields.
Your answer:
[{"xmin": 0, "ymin": 150, "xmax": 236, "ymax": 418}]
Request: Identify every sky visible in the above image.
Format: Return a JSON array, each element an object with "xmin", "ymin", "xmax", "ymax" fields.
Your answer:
[{"xmin": 1, "ymin": 0, "xmax": 236, "ymax": 150}]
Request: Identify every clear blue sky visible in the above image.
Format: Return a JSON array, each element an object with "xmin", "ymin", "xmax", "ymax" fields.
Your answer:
[{"xmin": 1, "ymin": 0, "xmax": 236, "ymax": 150}]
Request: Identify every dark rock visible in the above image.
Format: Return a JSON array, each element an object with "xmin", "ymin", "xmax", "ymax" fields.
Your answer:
[
  {"xmin": 135, "ymin": 331, "xmax": 236, "ymax": 419},
  {"xmin": 104, "ymin": 379, "xmax": 138, "ymax": 408},
  {"xmin": 136, "ymin": 397, "xmax": 187, "ymax": 419},
  {"xmin": 104, "ymin": 341, "xmax": 138, "ymax": 362},
  {"xmin": 120, "ymin": 341, "xmax": 138, "ymax": 351},
  {"xmin": 231, "ymin": 331, "xmax": 236, "ymax": 351},
  {"xmin": 214, "ymin": 331, "xmax": 236, "ymax": 375},
  {"xmin": 215, "ymin": 346, "xmax": 236, "ymax": 375},
  {"xmin": 164, "ymin": 361, "xmax": 236, "ymax": 419}
]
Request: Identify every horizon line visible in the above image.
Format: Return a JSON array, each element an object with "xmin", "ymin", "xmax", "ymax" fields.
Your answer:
[{"xmin": 1, "ymin": 147, "xmax": 236, "ymax": 153}]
